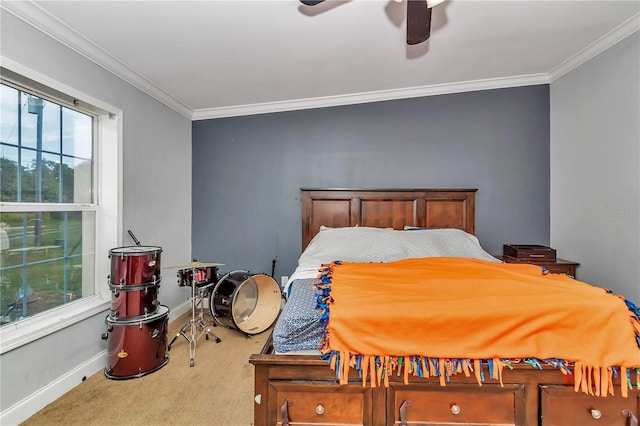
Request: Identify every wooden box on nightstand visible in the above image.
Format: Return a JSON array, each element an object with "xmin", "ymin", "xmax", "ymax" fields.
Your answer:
[{"xmin": 496, "ymin": 255, "xmax": 580, "ymax": 278}]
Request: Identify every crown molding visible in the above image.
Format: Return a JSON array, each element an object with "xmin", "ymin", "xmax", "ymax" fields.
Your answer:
[
  {"xmin": 548, "ymin": 12, "xmax": 640, "ymax": 82},
  {"xmin": 1, "ymin": 1, "xmax": 193, "ymax": 119},
  {"xmin": 3, "ymin": 2, "xmax": 637, "ymax": 121},
  {"xmin": 192, "ymin": 73, "xmax": 550, "ymax": 120}
]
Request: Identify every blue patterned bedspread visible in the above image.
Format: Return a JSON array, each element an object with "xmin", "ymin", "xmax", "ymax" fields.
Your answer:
[{"xmin": 273, "ymin": 278, "xmax": 323, "ymax": 353}]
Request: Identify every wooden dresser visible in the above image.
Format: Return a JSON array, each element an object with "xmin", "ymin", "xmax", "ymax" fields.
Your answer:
[{"xmin": 250, "ymin": 350, "xmax": 639, "ymax": 425}]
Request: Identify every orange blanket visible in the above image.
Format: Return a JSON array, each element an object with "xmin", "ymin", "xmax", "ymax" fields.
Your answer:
[{"xmin": 316, "ymin": 257, "xmax": 640, "ymax": 396}]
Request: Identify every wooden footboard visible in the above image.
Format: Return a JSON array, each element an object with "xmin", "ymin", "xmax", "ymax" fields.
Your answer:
[{"xmin": 249, "ymin": 347, "xmax": 639, "ymax": 426}]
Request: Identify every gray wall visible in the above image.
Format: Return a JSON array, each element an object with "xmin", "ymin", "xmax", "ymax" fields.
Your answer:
[
  {"xmin": 1, "ymin": 12, "xmax": 192, "ymax": 419},
  {"xmin": 192, "ymin": 86, "xmax": 551, "ymax": 280},
  {"xmin": 550, "ymin": 32, "xmax": 640, "ymax": 301}
]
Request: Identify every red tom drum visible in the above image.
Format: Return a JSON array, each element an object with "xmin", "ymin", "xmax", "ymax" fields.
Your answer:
[
  {"xmin": 104, "ymin": 305, "xmax": 169, "ymax": 380},
  {"xmin": 109, "ymin": 282, "xmax": 159, "ymax": 319},
  {"xmin": 109, "ymin": 246, "xmax": 162, "ymax": 287}
]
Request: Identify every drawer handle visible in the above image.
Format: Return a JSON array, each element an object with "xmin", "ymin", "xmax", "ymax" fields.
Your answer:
[
  {"xmin": 281, "ymin": 399, "xmax": 293, "ymax": 426},
  {"xmin": 399, "ymin": 399, "xmax": 412, "ymax": 426},
  {"xmin": 622, "ymin": 409, "xmax": 638, "ymax": 426},
  {"xmin": 591, "ymin": 409, "xmax": 602, "ymax": 420},
  {"xmin": 451, "ymin": 404, "xmax": 461, "ymax": 415},
  {"xmin": 315, "ymin": 404, "xmax": 325, "ymax": 415}
]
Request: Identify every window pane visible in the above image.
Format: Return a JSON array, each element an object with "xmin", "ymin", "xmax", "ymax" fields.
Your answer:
[
  {"xmin": 62, "ymin": 156, "xmax": 92, "ymax": 203},
  {"xmin": 0, "ymin": 145, "xmax": 19, "ymax": 202},
  {"xmin": 41, "ymin": 152, "xmax": 61, "ymax": 203},
  {"xmin": 0, "ymin": 210, "xmax": 96, "ymax": 326},
  {"xmin": 20, "ymin": 96, "xmax": 39, "ymax": 150},
  {"xmin": 0, "ymin": 212, "xmax": 24, "ymax": 259},
  {"xmin": 42, "ymin": 102, "xmax": 61, "ymax": 154},
  {"xmin": 62, "ymin": 108, "xmax": 92, "ymax": 159},
  {"xmin": 0, "ymin": 85, "xmax": 19, "ymax": 146},
  {"xmin": 20, "ymin": 149, "xmax": 36, "ymax": 202}
]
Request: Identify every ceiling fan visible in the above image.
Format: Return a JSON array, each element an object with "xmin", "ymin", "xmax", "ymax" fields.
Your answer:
[{"xmin": 299, "ymin": 0, "xmax": 447, "ymax": 45}]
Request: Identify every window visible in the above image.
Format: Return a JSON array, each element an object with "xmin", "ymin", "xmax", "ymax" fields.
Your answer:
[{"xmin": 0, "ymin": 64, "xmax": 120, "ymax": 352}]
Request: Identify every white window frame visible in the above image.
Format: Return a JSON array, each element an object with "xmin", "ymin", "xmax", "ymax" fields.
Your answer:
[{"xmin": 0, "ymin": 58, "xmax": 121, "ymax": 354}]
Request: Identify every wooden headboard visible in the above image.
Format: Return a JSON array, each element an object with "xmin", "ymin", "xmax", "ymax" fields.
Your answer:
[{"xmin": 301, "ymin": 188, "xmax": 477, "ymax": 249}]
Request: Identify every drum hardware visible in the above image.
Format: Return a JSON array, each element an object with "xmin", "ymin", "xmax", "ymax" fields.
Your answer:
[
  {"xmin": 108, "ymin": 278, "xmax": 161, "ymax": 292},
  {"xmin": 127, "ymin": 229, "xmax": 142, "ymax": 247},
  {"xmin": 165, "ymin": 261, "xmax": 224, "ymax": 367},
  {"xmin": 163, "ymin": 260, "xmax": 224, "ymax": 271},
  {"xmin": 209, "ymin": 270, "xmax": 281, "ymax": 339},
  {"xmin": 271, "ymin": 231, "xmax": 278, "ymax": 279}
]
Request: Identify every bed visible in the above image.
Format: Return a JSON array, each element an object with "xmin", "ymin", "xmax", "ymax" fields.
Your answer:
[{"xmin": 249, "ymin": 188, "xmax": 640, "ymax": 426}]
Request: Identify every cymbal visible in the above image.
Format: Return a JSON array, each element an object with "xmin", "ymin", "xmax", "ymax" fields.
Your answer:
[{"xmin": 163, "ymin": 261, "xmax": 224, "ymax": 270}]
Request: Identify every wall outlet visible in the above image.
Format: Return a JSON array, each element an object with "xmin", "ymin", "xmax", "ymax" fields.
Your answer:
[{"xmin": 280, "ymin": 275, "xmax": 288, "ymax": 290}]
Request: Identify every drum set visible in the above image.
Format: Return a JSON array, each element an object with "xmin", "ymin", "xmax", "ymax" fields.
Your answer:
[
  {"xmin": 101, "ymin": 243, "xmax": 282, "ymax": 375},
  {"xmin": 166, "ymin": 261, "xmax": 282, "ymax": 367}
]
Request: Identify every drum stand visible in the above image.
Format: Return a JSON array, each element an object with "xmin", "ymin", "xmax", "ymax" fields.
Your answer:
[{"xmin": 168, "ymin": 268, "xmax": 221, "ymax": 367}]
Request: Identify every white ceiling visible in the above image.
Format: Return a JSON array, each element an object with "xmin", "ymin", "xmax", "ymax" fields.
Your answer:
[{"xmin": 3, "ymin": 1, "xmax": 639, "ymax": 120}]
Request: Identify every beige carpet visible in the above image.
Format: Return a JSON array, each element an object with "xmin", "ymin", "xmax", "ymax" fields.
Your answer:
[{"xmin": 21, "ymin": 310, "xmax": 271, "ymax": 426}]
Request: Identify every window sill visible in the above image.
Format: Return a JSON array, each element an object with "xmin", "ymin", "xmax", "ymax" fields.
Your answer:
[{"xmin": 0, "ymin": 295, "xmax": 110, "ymax": 354}]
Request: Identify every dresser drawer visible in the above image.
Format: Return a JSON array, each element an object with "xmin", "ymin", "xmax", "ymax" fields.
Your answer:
[
  {"xmin": 268, "ymin": 381, "xmax": 373, "ymax": 425},
  {"xmin": 387, "ymin": 383, "xmax": 526, "ymax": 425},
  {"xmin": 541, "ymin": 385, "xmax": 640, "ymax": 426}
]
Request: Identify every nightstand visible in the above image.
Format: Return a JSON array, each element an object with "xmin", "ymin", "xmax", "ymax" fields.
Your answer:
[{"xmin": 495, "ymin": 255, "xmax": 580, "ymax": 278}]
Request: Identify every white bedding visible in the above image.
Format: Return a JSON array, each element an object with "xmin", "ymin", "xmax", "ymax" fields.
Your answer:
[{"xmin": 285, "ymin": 227, "xmax": 499, "ymax": 294}]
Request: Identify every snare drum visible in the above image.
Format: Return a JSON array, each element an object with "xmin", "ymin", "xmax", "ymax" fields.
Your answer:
[
  {"xmin": 103, "ymin": 305, "xmax": 169, "ymax": 380},
  {"xmin": 209, "ymin": 271, "xmax": 281, "ymax": 335},
  {"xmin": 177, "ymin": 266, "xmax": 218, "ymax": 287},
  {"xmin": 109, "ymin": 246, "xmax": 162, "ymax": 287}
]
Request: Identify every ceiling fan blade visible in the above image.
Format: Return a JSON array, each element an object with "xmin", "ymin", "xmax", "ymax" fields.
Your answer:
[
  {"xmin": 299, "ymin": 0, "xmax": 327, "ymax": 5},
  {"xmin": 406, "ymin": 0, "xmax": 432, "ymax": 45}
]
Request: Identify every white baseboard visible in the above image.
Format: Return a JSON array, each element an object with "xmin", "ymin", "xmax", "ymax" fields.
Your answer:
[
  {"xmin": 0, "ymin": 351, "xmax": 106, "ymax": 426},
  {"xmin": 0, "ymin": 300, "xmax": 192, "ymax": 426},
  {"xmin": 169, "ymin": 299, "xmax": 192, "ymax": 320}
]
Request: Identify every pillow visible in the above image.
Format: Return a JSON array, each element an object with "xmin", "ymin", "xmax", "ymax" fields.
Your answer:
[
  {"xmin": 299, "ymin": 227, "xmax": 498, "ymax": 269},
  {"xmin": 287, "ymin": 227, "xmax": 500, "ymax": 290}
]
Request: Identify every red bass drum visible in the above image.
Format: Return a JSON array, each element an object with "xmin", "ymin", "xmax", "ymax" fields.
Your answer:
[{"xmin": 103, "ymin": 305, "xmax": 169, "ymax": 380}]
